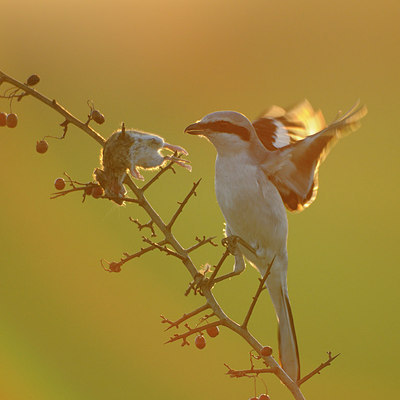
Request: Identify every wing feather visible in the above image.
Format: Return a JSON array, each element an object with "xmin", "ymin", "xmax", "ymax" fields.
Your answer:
[
  {"xmin": 263, "ymin": 102, "xmax": 367, "ymax": 212},
  {"xmin": 253, "ymin": 99, "xmax": 326, "ymax": 152}
]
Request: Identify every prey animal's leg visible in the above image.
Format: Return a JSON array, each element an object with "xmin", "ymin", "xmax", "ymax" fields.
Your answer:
[
  {"xmin": 163, "ymin": 155, "xmax": 192, "ymax": 172},
  {"xmin": 129, "ymin": 161, "xmax": 144, "ymax": 180},
  {"xmin": 163, "ymin": 142, "xmax": 188, "ymax": 155}
]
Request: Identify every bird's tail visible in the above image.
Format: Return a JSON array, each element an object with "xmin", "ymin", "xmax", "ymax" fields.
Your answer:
[{"xmin": 266, "ymin": 273, "xmax": 300, "ymax": 382}]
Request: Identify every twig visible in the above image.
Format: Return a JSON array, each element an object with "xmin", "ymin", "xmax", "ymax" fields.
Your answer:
[
  {"xmin": 142, "ymin": 236, "xmax": 186, "ymax": 260},
  {"xmin": 186, "ymin": 236, "xmax": 218, "ymax": 253},
  {"xmin": 167, "ymin": 179, "xmax": 201, "ymax": 230},
  {"xmin": 165, "ymin": 320, "xmax": 223, "ymax": 345},
  {"xmin": 130, "ymin": 218, "xmax": 157, "ymax": 237},
  {"xmin": 207, "ymin": 249, "xmax": 231, "ymax": 285},
  {"xmin": 160, "ymin": 303, "xmax": 210, "ymax": 331},
  {"xmin": 141, "ymin": 159, "xmax": 177, "ymax": 191},
  {"xmin": 225, "ymin": 363, "xmax": 276, "ymax": 378},
  {"xmin": 50, "ymin": 186, "xmax": 139, "ymax": 204},
  {"xmin": 0, "ymin": 70, "xmax": 105, "ymax": 146},
  {"xmin": 242, "ymin": 256, "xmax": 276, "ymax": 329},
  {"xmin": 297, "ymin": 352, "xmax": 340, "ymax": 386},
  {"xmin": 102, "ymin": 240, "xmax": 169, "ymax": 272}
]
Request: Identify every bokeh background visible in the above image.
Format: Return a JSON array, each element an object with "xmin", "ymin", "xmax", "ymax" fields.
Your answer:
[{"xmin": 1, "ymin": 0, "xmax": 399, "ymax": 399}]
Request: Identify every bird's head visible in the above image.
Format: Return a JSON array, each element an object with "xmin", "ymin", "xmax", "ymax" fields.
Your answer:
[{"xmin": 184, "ymin": 111, "xmax": 255, "ymax": 155}]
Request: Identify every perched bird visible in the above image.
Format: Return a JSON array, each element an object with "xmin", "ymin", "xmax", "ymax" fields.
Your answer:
[
  {"xmin": 95, "ymin": 125, "xmax": 190, "ymax": 203},
  {"xmin": 185, "ymin": 100, "xmax": 367, "ymax": 381}
]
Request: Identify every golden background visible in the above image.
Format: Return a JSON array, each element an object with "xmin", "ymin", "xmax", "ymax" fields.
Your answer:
[{"xmin": 1, "ymin": 0, "xmax": 399, "ymax": 399}]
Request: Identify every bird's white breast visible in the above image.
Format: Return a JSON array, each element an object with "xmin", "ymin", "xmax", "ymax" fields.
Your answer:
[{"xmin": 215, "ymin": 152, "xmax": 288, "ymax": 263}]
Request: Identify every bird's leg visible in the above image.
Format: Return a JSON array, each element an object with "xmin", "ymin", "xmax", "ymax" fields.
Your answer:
[{"xmin": 212, "ymin": 235, "xmax": 252, "ymax": 284}]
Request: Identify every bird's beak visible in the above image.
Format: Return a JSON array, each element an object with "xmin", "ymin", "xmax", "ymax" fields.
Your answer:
[{"xmin": 184, "ymin": 122, "xmax": 204, "ymax": 135}]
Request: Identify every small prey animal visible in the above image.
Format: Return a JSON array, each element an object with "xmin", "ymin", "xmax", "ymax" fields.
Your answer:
[
  {"xmin": 185, "ymin": 100, "xmax": 367, "ymax": 381},
  {"xmin": 95, "ymin": 125, "xmax": 190, "ymax": 203}
]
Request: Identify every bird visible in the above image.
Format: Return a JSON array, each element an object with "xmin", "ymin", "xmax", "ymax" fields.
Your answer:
[
  {"xmin": 95, "ymin": 124, "xmax": 191, "ymax": 203},
  {"xmin": 184, "ymin": 100, "xmax": 367, "ymax": 381}
]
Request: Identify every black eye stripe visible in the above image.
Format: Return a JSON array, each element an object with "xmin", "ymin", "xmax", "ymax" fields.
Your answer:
[{"xmin": 200, "ymin": 121, "xmax": 250, "ymax": 141}]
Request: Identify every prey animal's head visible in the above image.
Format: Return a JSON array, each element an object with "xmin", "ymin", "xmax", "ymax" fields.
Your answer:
[{"xmin": 184, "ymin": 111, "xmax": 257, "ymax": 155}]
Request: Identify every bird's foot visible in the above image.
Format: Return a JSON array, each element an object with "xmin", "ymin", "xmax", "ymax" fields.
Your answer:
[{"xmin": 222, "ymin": 235, "xmax": 257, "ymax": 257}]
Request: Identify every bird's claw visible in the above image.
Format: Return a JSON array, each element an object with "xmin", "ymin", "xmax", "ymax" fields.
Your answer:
[
  {"xmin": 222, "ymin": 235, "xmax": 257, "ymax": 256},
  {"xmin": 222, "ymin": 235, "xmax": 240, "ymax": 255}
]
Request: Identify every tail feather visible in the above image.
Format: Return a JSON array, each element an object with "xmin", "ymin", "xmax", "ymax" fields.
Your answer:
[
  {"xmin": 266, "ymin": 275, "xmax": 300, "ymax": 382},
  {"xmin": 277, "ymin": 288, "xmax": 300, "ymax": 381}
]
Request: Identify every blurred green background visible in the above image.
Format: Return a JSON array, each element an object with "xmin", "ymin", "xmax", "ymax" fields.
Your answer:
[{"xmin": 1, "ymin": 0, "xmax": 399, "ymax": 399}]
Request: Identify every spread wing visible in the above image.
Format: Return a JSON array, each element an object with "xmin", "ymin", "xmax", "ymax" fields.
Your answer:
[
  {"xmin": 252, "ymin": 99, "xmax": 326, "ymax": 151},
  {"xmin": 261, "ymin": 102, "xmax": 368, "ymax": 212}
]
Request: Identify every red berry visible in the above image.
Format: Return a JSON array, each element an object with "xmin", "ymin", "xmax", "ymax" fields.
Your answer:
[
  {"xmin": 92, "ymin": 185, "xmax": 104, "ymax": 198},
  {"xmin": 91, "ymin": 109, "xmax": 105, "ymax": 124},
  {"xmin": 258, "ymin": 395, "xmax": 271, "ymax": 400},
  {"xmin": 109, "ymin": 262, "xmax": 122, "ymax": 272},
  {"xmin": 26, "ymin": 74, "xmax": 40, "ymax": 86},
  {"xmin": 36, "ymin": 140, "xmax": 48, "ymax": 154},
  {"xmin": 84, "ymin": 185, "xmax": 93, "ymax": 195},
  {"xmin": 206, "ymin": 325, "xmax": 219, "ymax": 338},
  {"xmin": 260, "ymin": 346, "xmax": 273, "ymax": 357},
  {"xmin": 194, "ymin": 335, "xmax": 206, "ymax": 350},
  {"xmin": 54, "ymin": 178, "xmax": 66, "ymax": 190},
  {"xmin": 0, "ymin": 112, "xmax": 6, "ymax": 126},
  {"xmin": 6, "ymin": 113, "xmax": 18, "ymax": 128}
]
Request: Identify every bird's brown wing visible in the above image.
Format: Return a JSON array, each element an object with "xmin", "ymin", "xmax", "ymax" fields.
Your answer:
[{"xmin": 262, "ymin": 102, "xmax": 367, "ymax": 212}]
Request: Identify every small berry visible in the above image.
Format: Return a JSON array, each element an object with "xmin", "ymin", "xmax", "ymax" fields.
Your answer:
[
  {"xmin": 92, "ymin": 185, "xmax": 104, "ymax": 198},
  {"xmin": 84, "ymin": 185, "xmax": 93, "ymax": 195},
  {"xmin": 54, "ymin": 178, "xmax": 66, "ymax": 190},
  {"xmin": 91, "ymin": 109, "xmax": 105, "ymax": 124},
  {"xmin": 194, "ymin": 335, "xmax": 206, "ymax": 350},
  {"xmin": 6, "ymin": 113, "xmax": 18, "ymax": 128},
  {"xmin": 260, "ymin": 346, "xmax": 273, "ymax": 357},
  {"xmin": 206, "ymin": 325, "xmax": 219, "ymax": 338},
  {"xmin": 36, "ymin": 140, "xmax": 48, "ymax": 154},
  {"xmin": 0, "ymin": 112, "xmax": 6, "ymax": 126},
  {"xmin": 109, "ymin": 262, "xmax": 122, "ymax": 272},
  {"xmin": 258, "ymin": 395, "xmax": 271, "ymax": 400},
  {"xmin": 26, "ymin": 74, "xmax": 40, "ymax": 86}
]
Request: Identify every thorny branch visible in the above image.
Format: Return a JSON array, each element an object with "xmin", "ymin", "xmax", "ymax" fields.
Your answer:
[
  {"xmin": 242, "ymin": 256, "xmax": 275, "ymax": 330},
  {"xmin": 186, "ymin": 236, "xmax": 218, "ymax": 253},
  {"xmin": 0, "ymin": 69, "xmax": 341, "ymax": 400},
  {"xmin": 165, "ymin": 319, "xmax": 223, "ymax": 346},
  {"xmin": 297, "ymin": 352, "xmax": 340, "ymax": 386},
  {"xmin": 101, "ymin": 239, "xmax": 168, "ymax": 272},
  {"xmin": 161, "ymin": 303, "xmax": 210, "ymax": 331},
  {"xmin": 167, "ymin": 179, "xmax": 201, "ymax": 230},
  {"xmin": 129, "ymin": 218, "xmax": 157, "ymax": 237},
  {"xmin": 225, "ymin": 364, "xmax": 277, "ymax": 378}
]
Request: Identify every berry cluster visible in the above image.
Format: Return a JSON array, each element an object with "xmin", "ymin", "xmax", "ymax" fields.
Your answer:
[
  {"xmin": 0, "ymin": 74, "xmax": 41, "ymax": 129},
  {"xmin": 194, "ymin": 325, "xmax": 220, "ymax": 350},
  {"xmin": 0, "ymin": 112, "xmax": 18, "ymax": 128},
  {"xmin": 53, "ymin": 177, "xmax": 104, "ymax": 198}
]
